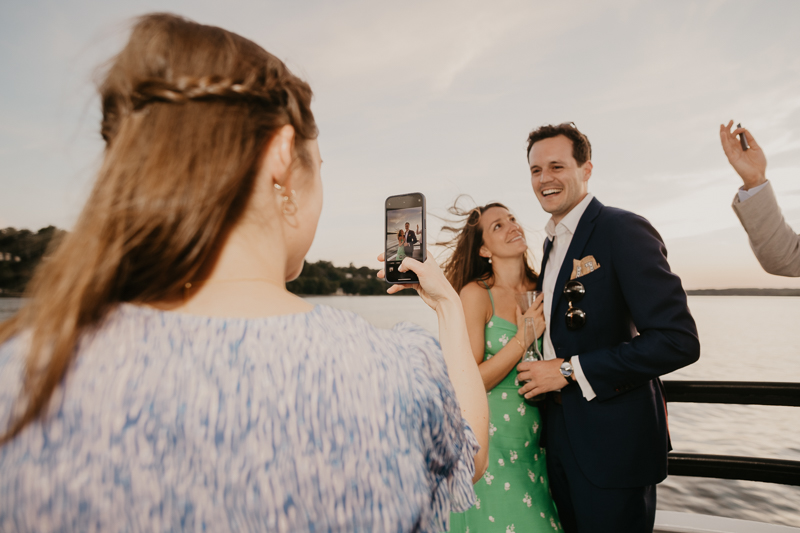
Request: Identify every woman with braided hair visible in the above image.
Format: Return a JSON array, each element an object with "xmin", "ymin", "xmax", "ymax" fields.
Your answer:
[{"xmin": 0, "ymin": 13, "xmax": 488, "ymax": 532}]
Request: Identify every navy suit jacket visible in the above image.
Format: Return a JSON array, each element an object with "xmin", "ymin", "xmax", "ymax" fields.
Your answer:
[{"xmin": 538, "ymin": 197, "xmax": 700, "ymax": 488}]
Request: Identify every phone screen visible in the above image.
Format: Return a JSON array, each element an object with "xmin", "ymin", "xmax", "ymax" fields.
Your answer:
[{"xmin": 385, "ymin": 193, "xmax": 426, "ymax": 284}]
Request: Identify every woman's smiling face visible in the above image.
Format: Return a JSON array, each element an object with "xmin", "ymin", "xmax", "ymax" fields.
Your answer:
[{"xmin": 479, "ymin": 206, "xmax": 527, "ymax": 260}]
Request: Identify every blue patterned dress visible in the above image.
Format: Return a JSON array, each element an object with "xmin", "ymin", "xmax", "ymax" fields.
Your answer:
[{"xmin": 0, "ymin": 304, "xmax": 478, "ymax": 533}]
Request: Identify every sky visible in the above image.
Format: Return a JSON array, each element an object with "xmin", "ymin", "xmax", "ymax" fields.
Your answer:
[{"xmin": 2, "ymin": 0, "xmax": 800, "ymax": 289}]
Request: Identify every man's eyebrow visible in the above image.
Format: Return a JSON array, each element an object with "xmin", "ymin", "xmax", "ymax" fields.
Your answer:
[{"xmin": 530, "ymin": 159, "xmax": 565, "ymax": 170}]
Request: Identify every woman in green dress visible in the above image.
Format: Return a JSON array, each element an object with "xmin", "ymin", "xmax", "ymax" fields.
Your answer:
[
  {"xmin": 396, "ymin": 230, "xmax": 407, "ymax": 261},
  {"xmin": 441, "ymin": 201, "xmax": 561, "ymax": 532}
]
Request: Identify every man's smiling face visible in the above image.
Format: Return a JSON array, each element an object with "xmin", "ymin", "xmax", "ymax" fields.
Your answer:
[{"xmin": 528, "ymin": 135, "xmax": 592, "ymax": 225}]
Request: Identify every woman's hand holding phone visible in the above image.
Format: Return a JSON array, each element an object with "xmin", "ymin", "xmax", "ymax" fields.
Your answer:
[{"xmin": 376, "ymin": 250, "xmax": 459, "ymax": 312}]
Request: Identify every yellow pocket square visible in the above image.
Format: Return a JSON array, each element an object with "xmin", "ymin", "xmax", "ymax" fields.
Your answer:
[{"xmin": 570, "ymin": 255, "xmax": 601, "ymax": 280}]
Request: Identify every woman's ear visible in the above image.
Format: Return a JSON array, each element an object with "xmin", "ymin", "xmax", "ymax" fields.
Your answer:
[
  {"xmin": 478, "ymin": 245, "xmax": 491, "ymax": 260},
  {"xmin": 261, "ymin": 125, "xmax": 296, "ymax": 189}
]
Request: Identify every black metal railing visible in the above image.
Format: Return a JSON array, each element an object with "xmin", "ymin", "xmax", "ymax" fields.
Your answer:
[{"xmin": 664, "ymin": 380, "xmax": 800, "ymax": 486}]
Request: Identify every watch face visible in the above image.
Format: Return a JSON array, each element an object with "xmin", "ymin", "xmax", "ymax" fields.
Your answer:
[{"xmin": 560, "ymin": 362, "xmax": 573, "ymax": 377}]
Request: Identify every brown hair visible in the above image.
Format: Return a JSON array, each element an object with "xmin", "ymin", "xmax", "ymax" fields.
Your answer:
[
  {"xmin": 526, "ymin": 122, "xmax": 592, "ymax": 165},
  {"xmin": 0, "ymin": 13, "xmax": 317, "ymax": 444},
  {"xmin": 438, "ymin": 198, "xmax": 538, "ymax": 294}
]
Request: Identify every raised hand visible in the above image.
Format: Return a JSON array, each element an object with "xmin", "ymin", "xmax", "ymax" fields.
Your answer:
[
  {"xmin": 720, "ymin": 120, "xmax": 767, "ymax": 190},
  {"xmin": 376, "ymin": 250, "xmax": 459, "ymax": 312}
]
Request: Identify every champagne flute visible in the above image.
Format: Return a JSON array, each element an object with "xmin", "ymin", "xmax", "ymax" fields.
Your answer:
[
  {"xmin": 516, "ymin": 290, "xmax": 545, "ymax": 402},
  {"xmin": 515, "ymin": 291, "xmax": 542, "ymax": 362},
  {"xmin": 522, "ymin": 317, "xmax": 541, "ymax": 362}
]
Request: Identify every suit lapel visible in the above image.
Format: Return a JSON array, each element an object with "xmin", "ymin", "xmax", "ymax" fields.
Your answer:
[{"xmin": 550, "ymin": 197, "xmax": 603, "ymax": 321}]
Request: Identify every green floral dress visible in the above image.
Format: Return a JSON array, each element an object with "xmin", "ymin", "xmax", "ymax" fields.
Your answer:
[{"xmin": 449, "ymin": 286, "xmax": 561, "ymax": 533}]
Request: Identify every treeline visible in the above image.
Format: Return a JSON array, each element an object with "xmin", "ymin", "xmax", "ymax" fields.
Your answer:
[
  {"xmin": 287, "ymin": 260, "xmax": 398, "ymax": 296},
  {"xmin": 0, "ymin": 226, "xmax": 66, "ymax": 296},
  {"xmin": 5, "ymin": 227, "xmax": 800, "ymax": 298},
  {"xmin": 0, "ymin": 226, "xmax": 392, "ymax": 297}
]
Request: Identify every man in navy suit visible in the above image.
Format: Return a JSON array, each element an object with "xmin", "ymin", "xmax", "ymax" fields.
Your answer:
[
  {"xmin": 404, "ymin": 222, "xmax": 419, "ymax": 258},
  {"xmin": 516, "ymin": 123, "xmax": 700, "ymax": 532}
]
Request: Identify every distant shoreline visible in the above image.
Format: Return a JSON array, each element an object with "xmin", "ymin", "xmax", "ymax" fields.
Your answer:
[{"xmin": 686, "ymin": 289, "xmax": 800, "ymax": 297}]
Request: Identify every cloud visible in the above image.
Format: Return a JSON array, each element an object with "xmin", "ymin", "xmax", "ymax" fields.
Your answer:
[{"xmin": 3, "ymin": 0, "xmax": 800, "ymax": 290}]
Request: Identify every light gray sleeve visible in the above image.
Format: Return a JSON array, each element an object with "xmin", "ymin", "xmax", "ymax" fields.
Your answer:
[{"xmin": 732, "ymin": 180, "xmax": 800, "ymax": 277}]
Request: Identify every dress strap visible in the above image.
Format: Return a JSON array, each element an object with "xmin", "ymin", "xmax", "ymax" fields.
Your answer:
[{"xmin": 480, "ymin": 280, "xmax": 496, "ymax": 316}]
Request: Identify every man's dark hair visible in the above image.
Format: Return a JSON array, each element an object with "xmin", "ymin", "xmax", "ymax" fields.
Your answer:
[{"xmin": 526, "ymin": 122, "xmax": 592, "ymax": 166}]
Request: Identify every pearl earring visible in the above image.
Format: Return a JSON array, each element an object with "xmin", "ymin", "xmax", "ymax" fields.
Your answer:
[{"xmin": 274, "ymin": 183, "xmax": 298, "ymax": 215}]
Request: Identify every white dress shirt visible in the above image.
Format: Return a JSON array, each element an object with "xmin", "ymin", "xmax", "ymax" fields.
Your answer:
[
  {"xmin": 737, "ymin": 181, "xmax": 769, "ymax": 203},
  {"xmin": 542, "ymin": 193, "xmax": 597, "ymax": 401}
]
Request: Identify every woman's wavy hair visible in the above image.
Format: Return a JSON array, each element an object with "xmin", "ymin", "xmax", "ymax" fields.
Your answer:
[
  {"xmin": 438, "ymin": 197, "xmax": 538, "ymax": 295},
  {"xmin": 0, "ymin": 13, "xmax": 317, "ymax": 444}
]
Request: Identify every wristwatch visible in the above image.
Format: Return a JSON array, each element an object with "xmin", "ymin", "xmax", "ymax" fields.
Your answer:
[{"xmin": 560, "ymin": 358, "xmax": 575, "ymax": 382}]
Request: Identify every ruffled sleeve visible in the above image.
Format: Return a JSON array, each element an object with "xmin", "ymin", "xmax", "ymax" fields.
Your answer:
[{"xmin": 392, "ymin": 322, "xmax": 480, "ymax": 533}]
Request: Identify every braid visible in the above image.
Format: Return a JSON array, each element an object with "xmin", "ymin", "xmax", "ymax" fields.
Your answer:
[{"xmin": 130, "ymin": 75, "xmax": 282, "ymax": 110}]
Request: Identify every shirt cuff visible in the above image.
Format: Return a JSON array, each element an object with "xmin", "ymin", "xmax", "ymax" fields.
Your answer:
[
  {"xmin": 571, "ymin": 355, "xmax": 596, "ymax": 401},
  {"xmin": 737, "ymin": 181, "xmax": 769, "ymax": 203}
]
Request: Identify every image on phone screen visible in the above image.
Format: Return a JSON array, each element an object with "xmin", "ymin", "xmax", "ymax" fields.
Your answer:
[{"xmin": 385, "ymin": 193, "xmax": 425, "ymax": 283}]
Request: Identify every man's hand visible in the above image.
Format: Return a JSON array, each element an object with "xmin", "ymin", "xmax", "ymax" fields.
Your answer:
[
  {"xmin": 720, "ymin": 120, "xmax": 767, "ymax": 190},
  {"xmin": 516, "ymin": 359, "xmax": 569, "ymax": 399}
]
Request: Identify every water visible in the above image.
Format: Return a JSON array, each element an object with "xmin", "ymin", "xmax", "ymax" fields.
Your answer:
[
  {"xmin": 303, "ymin": 296, "xmax": 800, "ymax": 527},
  {"xmin": 2, "ymin": 295, "xmax": 799, "ymax": 527},
  {"xmin": 0, "ymin": 298, "xmax": 24, "ymax": 322}
]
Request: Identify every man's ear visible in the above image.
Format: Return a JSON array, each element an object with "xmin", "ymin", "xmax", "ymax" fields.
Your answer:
[{"xmin": 582, "ymin": 160, "xmax": 593, "ymax": 182}]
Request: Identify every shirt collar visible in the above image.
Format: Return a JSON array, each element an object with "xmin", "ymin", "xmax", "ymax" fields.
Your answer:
[{"xmin": 544, "ymin": 193, "xmax": 594, "ymax": 240}]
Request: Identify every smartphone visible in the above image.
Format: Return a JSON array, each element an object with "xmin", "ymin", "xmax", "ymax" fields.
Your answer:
[{"xmin": 385, "ymin": 192, "xmax": 426, "ymax": 284}]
